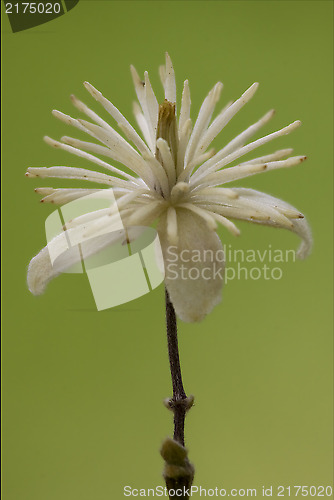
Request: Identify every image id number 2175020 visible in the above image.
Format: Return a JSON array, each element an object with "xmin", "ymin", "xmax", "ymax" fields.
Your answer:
[{"xmin": 5, "ymin": 2, "xmax": 61, "ymax": 14}]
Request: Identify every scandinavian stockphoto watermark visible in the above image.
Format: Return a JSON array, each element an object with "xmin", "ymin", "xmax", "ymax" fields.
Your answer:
[
  {"xmin": 44, "ymin": 189, "xmax": 297, "ymax": 311},
  {"xmin": 165, "ymin": 244, "xmax": 296, "ymax": 283}
]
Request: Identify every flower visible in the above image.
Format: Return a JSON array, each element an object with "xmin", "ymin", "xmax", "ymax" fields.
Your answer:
[{"xmin": 27, "ymin": 53, "xmax": 312, "ymax": 322}]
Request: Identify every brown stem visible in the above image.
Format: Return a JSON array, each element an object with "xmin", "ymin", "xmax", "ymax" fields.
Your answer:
[
  {"xmin": 161, "ymin": 288, "xmax": 194, "ymax": 499},
  {"xmin": 165, "ymin": 288, "xmax": 187, "ymax": 444}
]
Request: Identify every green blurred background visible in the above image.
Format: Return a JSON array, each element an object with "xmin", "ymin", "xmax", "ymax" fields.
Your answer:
[{"xmin": 2, "ymin": 1, "xmax": 333, "ymax": 498}]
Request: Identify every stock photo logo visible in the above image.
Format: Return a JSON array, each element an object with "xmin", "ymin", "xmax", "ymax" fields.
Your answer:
[
  {"xmin": 44, "ymin": 190, "xmax": 165, "ymax": 311},
  {"xmin": 4, "ymin": 0, "xmax": 80, "ymax": 33}
]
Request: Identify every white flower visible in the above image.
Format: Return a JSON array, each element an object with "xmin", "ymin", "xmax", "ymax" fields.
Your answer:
[{"xmin": 27, "ymin": 53, "xmax": 312, "ymax": 322}]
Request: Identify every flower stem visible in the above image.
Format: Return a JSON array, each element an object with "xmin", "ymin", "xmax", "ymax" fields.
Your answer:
[
  {"xmin": 161, "ymin": 288, "xmax": 194, "ymax": 499},
  {"xmin": 165, "ymin": 288, "xmax": 187, "ymax": 444}
]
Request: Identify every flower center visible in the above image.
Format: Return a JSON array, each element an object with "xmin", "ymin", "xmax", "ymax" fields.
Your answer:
[
  {"xmin": 155, "ymin": 100, "xmax": 189, "ymax": 207},
  {"xmin": 156, "ymin": 100, "xmax": 178, "ymax": 165}
]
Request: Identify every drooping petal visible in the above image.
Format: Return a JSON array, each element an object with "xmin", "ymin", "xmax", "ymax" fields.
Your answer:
[
  {"xmin": 158, "ymin": 208, "xmax": 224, "ymax": 322},
  {"xmin": 28, "ymin": 245, "xmax": 60, "ymax": 296},
  {"xmin": 224, "ymin": 188, "xmax": 312, "ymax": 259},
  {"xmin": 27, "ymin": 224, "xmax": 144, "ymax": 296},
  {"xmin": 28, "ymin": 230, "xmax": 117, "ymax": 295}
]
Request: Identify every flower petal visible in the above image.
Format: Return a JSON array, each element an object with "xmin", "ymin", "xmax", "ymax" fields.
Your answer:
[
  {"xmin": 178, "ymin": 80, "xmax": 191, "ymax": 135},
  {"xmin": 228, "ymin": 188, "xmax": 312, "ymax": 259},
  {"xmin": 196, "ymin": 82, "xmax": 259, "ymax": 155},
  {"xmin": 83, "ymin": 81, "xmax": 147, "ymax": 154},
  {"xmin": 132, "ymin": 101, "xmax": 153, "ymax": 150},
  {"xmin": 27, "ymin": 228, "xmax": 135, "ymax": 295},
  {"xmin": 35, "ymin": 187, "xmax": 101, "ymax": 204},
  {"xmin": 192, "ymin": 120, "xmax": 302, "ymax": 182},
  {"xmin": 164, "ymin": 52, "xmax": 176, "ymax": 104},
  {"xmin": 201, "ymin": 109, "xmax": 276, "ymax": 163},
  {"xmin": 158, "ymin": 208, "xmax": 224, "ymax": 322},
  {"xmin": 192, "ymin": 155, "xmax": 306, "ymax": 189},
  {"xmin": 184, "ymin": 82, "xmax": 223, "ymax": 168},
  {"xmin": 43, "ymin": 136, "xmax": 135, "ymax": 181},
  {"xmin": 26, "ymin": 166, "xmax": 131, "ymax": 189},
  {"xmin": 130, "ymin": 66, "xmax": 156, "ymax": 150}
]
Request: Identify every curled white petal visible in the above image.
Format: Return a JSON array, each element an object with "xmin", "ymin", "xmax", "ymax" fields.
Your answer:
[
  {"xmin": 27, "ymin": 227, "xmax": 141, "ymax": 295},
  {"xmin": 228, "ymin": 188, "xmax": 312, "ymax": 259}
]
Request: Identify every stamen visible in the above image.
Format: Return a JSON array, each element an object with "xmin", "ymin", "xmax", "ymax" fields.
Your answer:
[{"xmin": 156, "ymin": 101, "xmax": 178, "ymax": 164}]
